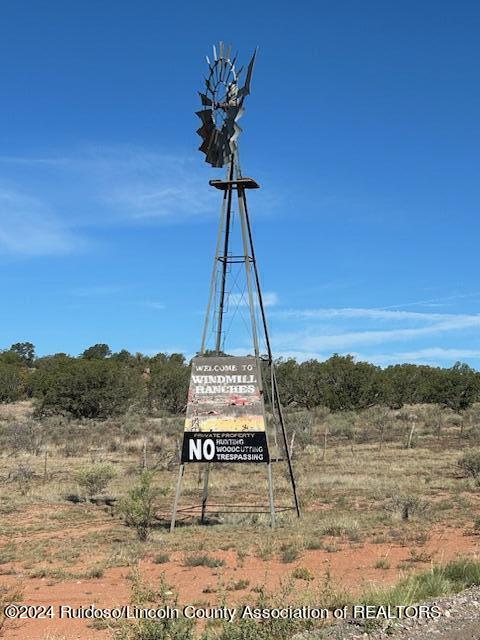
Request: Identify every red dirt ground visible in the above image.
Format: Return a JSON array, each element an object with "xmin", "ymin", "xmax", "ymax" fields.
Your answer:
[{"xmin": 2, "ymin": 523, "xmax": 479, "ymax": 640}]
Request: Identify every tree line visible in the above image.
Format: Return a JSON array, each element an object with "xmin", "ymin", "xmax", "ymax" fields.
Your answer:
[{"xmin": 0, "ymin": 342, "xmax": 478, "ymax": 418}]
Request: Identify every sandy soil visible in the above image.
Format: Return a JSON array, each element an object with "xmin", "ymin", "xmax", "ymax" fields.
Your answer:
[{"xmin": 1, "ymin": 521, "xmax": 479, "ymax": 640}]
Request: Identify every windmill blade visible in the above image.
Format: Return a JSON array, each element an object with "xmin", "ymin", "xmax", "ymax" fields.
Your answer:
[
  {"xmin": 197, "ymin": 43, "xmax": 255, "ymax": 167},
  {"xmin": 218, "ymin": 57, "xmax": 225, "ymax": 81},
  {"xmin": 204, "ymin": 76, "xmax": 213, "ymax": 93},
  {"xmin": 196, "ymin": 109, "xmax": 213, "ymax": 125},
  {"xmin": 238, "ymin": 48, "xmax": 257, "ymax": 97},
  {"xmin": 231, "ymin": 53, "xmax": 238, "ymax": 74},
  {"xmin": 224, "ymin": 66, "xmax": 232, "ymax": 86},
  {"xmin": 197, "ymin": 121, "xmax": 214, "ymax": 139},
  {"xmin": 198, "ymin": 92, "xmax": 213, "ymax": 106}
]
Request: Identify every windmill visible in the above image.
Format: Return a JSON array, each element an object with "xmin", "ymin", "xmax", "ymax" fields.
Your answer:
[{"xmin": 170, "ymin": 43, "xmax": 300, "ymax": 531}]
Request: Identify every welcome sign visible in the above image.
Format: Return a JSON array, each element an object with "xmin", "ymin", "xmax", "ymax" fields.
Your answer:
[{"xmin": 181, "ymin": 356, "xmax": 269, "ymax": 463}]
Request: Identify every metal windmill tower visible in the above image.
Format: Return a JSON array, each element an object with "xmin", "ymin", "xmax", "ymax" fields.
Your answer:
[{"xmin": 170, "ymin": 43, "xmax": 300, "ymax": 531}]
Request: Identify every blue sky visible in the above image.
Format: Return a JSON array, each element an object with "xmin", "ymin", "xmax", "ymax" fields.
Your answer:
[{"xmin": 1, "ymin": 1, "xmax": 480, "ymax": 367}]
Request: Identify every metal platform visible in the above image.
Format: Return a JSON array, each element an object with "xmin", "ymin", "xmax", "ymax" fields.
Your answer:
[{"xmin": 209, "ymin": 177, "xmax": 260, "ymax": 190}]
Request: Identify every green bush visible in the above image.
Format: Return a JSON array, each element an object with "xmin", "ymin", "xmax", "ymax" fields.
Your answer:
[
  {"xmin": 0, "ymin": 363, "xmax": 26, "ymax": 402},
  {"xmin": 119, "ymin": 472, "xmax": 164, "ymax": 541},
  {"xmin": 148, "ymin": 354, "xmax": 190, "ymax": 414},
  {"xmin": 74, "ymin": 463, "xmax": 116, "ymax": 497},
  {"xmin": 362, "ymin": 558, "xmax": 480, "ymax": 607},
  {"xmin": 32, "ymin": 357, "xmax": 144, "ymax": 419},
  {"xmin": 116, "ymin": 573, "xmax": 195, "ymax": 640}
]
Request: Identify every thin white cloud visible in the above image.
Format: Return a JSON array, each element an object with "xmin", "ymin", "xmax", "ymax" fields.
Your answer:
[
  {"xmin": 382, "ymin": 292, "xmax": 480, "ymax": 310},
  {"xmin": 266, "ymin": 305, "xmax": 480, "ymax": 367},
  {"xmin": 353, "ymin": 348, "xmax": 480, "ymax": 367},
  {"xmin": 101, "ymin": 154, "xmax": 215, "ymax": 221},
  {"xmin": 0, "ymin": 145, "xmax": 282, "ymax": 226},
  {"xmin": 0, "ymin": 145, "xmax": 280, "ymax": 262},
  {"xmin": 0, "ymin": 189, "xmax": 79, "ymax": 256},
  {"xmin": 0, "ymin": 147, "xmax": 220, "ymax": 224},
  {"xmin": 272, "ymin": 307, "xmax": 461, "ymax": 322},
  {"xmin": 273, "ymin": 315, "xmax": 480, "ymax": 352}
]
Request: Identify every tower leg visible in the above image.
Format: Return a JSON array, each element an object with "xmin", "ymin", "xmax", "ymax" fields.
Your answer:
[
  {"xmin": 235, "ymin": 164, "xmax": 301, "ymax": 519},
  {"xmin": 200, "ymin": 187, "xmax": 228, "ymax": 354},
  {"xmin": 170, "ymin": 464, "xmax": 185, "ymax": 533},
  {"xmin": 200, "ymin": 463, "xmax": 210, "ymax": 523},
  {"xmin": 267, "ymin": 462, "xmax": 276, "ymax": 528},
  {"xmin": 272, "ymin": 368, "xmax": 301, "ymax": 518},
  {"xmin": 215, "ymin": 162, "xmax": 235, "ymax": 354}
]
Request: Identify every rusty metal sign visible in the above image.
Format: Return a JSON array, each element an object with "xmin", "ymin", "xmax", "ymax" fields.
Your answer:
[{"xmin": 181, "ymin": 355, "xmax": 269, "ymax": 463}]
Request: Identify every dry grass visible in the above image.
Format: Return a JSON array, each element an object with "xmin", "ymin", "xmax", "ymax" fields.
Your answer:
[{"xmin": 0, "ymin": 401, "xmax": 478, "ymax": 584}]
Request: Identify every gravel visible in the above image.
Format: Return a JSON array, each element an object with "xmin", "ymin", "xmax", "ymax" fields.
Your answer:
[{"xmin": 292, "ymin": 586, "xmax": 480, "ymax": 640}]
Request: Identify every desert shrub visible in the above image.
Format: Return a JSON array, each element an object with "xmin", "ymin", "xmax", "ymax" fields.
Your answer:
[
  {"xmin": 374, "ymin": 558, "xmax": 390, "ymax": 570},
  {"xmin": 86, "ymin": 564, "xmax": 105, "ymax": 579},
  {"xmin": 358, "ymin": 406, "xmax": 394, "ymax": 448},
  {"xmin": 5, "ymin": 420, "xmax": 45, "ymax": 456},
  {"xmin": 32, "ymin": 358, "xmax": 145, "ymax": 419},
  {"xmin": 153, "ymin": 553, "xmax": 169, "ymax": 564},
  {"xmin": 256, "ymin": 537, "xmax": 276, "ymax": 560},
  {"xmin": 226, "ymin": 578, "xmax": 250, "ymax": 591},
  {"xmin": 0, "ymin": 543, "xmax": 17, "ymax": 564},
  {"xmin": 305, "ymin": 538, "xmax": 323, "ymax": 550},
  {"xmin": 280, "ymin": 543, "xmax": 302, "ymax": 563},
  {"xmin": 422, "ymin": 405, "xmax": 451, "ymax": 438},
  {"xmin": 119, "ymin": 471, "xmax": 164, "ymax": 541},
  {"xmin": 286, "ymin": 410, "xmax": 314, "ymax": 451},
  {"xmin": 327, "ymin": 411, "xmax": 356, "ymax": 440},
  {"xmin": 10, "ymin": 462, "xmax": 35, "ymax": 495},
  {"xmin": 387, "ymin": 494, "xmax": 430, "ymax": 521},
  {"xmin": 319, "ymin": 516, "xmax": 360, "ymax": 538},
  {"xmin": 292, "ymin": 567, "xmax": 314, "ymax": 581},
  {"xmin": 213, "ymin": 579, "xmax": 316, "ymax": 640},
  {"xmin": 59, "ymin": 423, "xmax": 92, "ymax": 457},
  {"xmin": 460, "ymin": 404, "xmax": 480, "ymax": 439},
  {"xmin": 184, "ymin": 554, "xmax": 224, "ymax": 568},
  {"xmin": 459, "ymin": 450, "xmax": 480, "ymax": 485},
  {"xmin": 116, "ymin": 572, "xmax": 195, "ymax": 640},
  {"xmin": 74, "ymin": 463, "xmax": 116, "ymax": 497}
]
